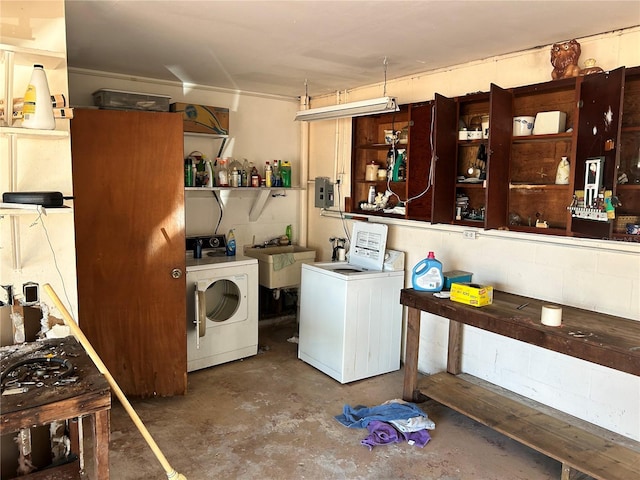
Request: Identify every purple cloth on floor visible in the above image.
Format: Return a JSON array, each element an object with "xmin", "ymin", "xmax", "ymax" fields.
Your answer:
[
  {"xmin": 360, "ymin": 420, "xmax": 401, "ymax": 451},
  {"xmin": 401, "ymin": 428, "xmax": 431, "ymax": 448}
]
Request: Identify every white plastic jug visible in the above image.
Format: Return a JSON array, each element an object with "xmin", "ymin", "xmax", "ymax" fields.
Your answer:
[
  {"xmin": 22, "ymin": 64, "xmax": 55, "ymax": 130},
  {"xmin": 412, "ymin": 252, "xmax": 443, "ymax": 292}
]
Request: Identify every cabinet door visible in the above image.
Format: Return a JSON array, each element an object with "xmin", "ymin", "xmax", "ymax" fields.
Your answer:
[
  {"xmin": 406, "ymin": 102, "xmax": 434, "ymax": 221},
  {"xmin": 615, "ymin": 66, "xmax": 640, "ymax": 240},
  {"xmin": 485, "ymin": 83, "xmax": 512, "ymax": 229},
  {"xmin": 572, "ymin": 67, "xmax": 625, "ymax": 238},
  {"xmin": 71, "ymin": 108, "xmax": 187, "ymax": 397},
  {"xmin": 430, "ymin": 94, "xmax": 458, "ymax": 224}
]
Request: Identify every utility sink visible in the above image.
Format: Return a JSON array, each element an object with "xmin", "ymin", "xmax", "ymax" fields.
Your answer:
[{"xmin": 244, "ymin": 245, "xmax": 316, "ymax": 289}]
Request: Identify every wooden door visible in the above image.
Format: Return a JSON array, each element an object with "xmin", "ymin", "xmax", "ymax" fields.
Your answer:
[{"xmin": 71, "ymin": 109, "xmax": 186, "ymax": 397}]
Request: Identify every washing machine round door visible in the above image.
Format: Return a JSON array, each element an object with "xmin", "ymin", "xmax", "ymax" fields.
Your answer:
[
  {"xmin": 203, "ymin": 279, "xmax": 241, "ymax": 322},
  {"xmin": 196, "ymin": 275, "xmax": 248, "ymax": 339}
]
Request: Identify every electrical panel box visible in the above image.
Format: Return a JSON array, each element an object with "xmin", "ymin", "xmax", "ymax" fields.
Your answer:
[{"xmin": 315, "ymin": 177, "xmax": 334, "ymax": 208}]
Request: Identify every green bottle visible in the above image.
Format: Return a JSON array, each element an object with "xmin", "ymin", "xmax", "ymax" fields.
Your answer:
[{"xmin": 286, "ymin": 225, "xmax": 292, "ymax": 243}]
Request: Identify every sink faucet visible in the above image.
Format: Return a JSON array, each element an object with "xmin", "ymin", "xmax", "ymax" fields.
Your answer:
[{"xmin": 264, "ymin": 237, "xmax": 281, "ymax": 247}]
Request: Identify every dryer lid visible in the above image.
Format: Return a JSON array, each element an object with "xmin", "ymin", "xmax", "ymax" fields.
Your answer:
[{"xmin": 348, "ymin": 222, "xmax": 388, "ymax": 271}]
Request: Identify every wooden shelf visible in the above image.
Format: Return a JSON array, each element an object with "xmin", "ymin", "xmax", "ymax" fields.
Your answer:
[
  {"xmin": 186, "ymin": 186, "xmax": 303, "ymax": 221},
  {"xmin": 401, "ymin": 288, "xmax": 640, "ymax": 480},
  {"xmin": 0, "ymin": 204, "xmax": 72, "ymax": 217},
  {"xmin": 419, "ymin": 372, "xmax": 639, "ymax": 480},
  {"xmin": 511, "ymin": 132, "xmax": 573, "ymax": 143},
  {"xmin": 0, "ymin": 44, "xmax": 66, "ymax": 69},
  {"xmin": 0, "ymin": 126, "xmax": 68, "ymax": 137}
]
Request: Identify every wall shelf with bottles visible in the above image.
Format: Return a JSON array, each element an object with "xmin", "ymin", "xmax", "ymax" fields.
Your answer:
[
  {"xmin": 1, "ymin": 45, "xmax": 66, "ymax": 128},
  {"xmin": 1, "ymin": 44, "xmax": 71, "ymax": 270}
]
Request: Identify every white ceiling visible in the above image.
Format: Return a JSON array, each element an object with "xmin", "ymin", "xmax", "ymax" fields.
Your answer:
[{"xmin": 63, "ymin": 1, "xmax": 640, "ymax": 99}]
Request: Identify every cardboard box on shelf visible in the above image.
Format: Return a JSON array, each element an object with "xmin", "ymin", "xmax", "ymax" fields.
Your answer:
[
  {"xmin": 450, "ymin": 282, "xmax": 493, "ymax": 307},
  {"xmin": 533, "ymin": 111, "xmax": 566, "ymax": 135},
  {"xmin": 170, "ymin": 102, "xmax": 229, "ymax": 135}
]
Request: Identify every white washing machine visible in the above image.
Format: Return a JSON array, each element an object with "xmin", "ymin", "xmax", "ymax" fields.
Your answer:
[
  {"xmin": 298, "ymin": 222, "xmax": 405, "ymax": 384},
  {"xmin": 186, "ymin": 236, "xmax": 258, "ymax": 372}
]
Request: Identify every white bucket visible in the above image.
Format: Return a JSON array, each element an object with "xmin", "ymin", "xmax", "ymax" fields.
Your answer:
[{"xmin": 513, "ymin": 116, "xmax": 535, "ymax": 136}]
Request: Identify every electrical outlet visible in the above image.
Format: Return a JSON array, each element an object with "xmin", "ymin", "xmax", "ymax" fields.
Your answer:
[{"xmin": 462, "ymin": 230, "xmax": 477, "ymax": 240}]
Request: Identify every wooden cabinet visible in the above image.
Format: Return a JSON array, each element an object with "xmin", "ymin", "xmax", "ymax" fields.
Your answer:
[
  {"xmin": 348, "ymin": 66, "xmax": 639, "ymax": 243},
  {"xmin": 71, "ymin": 108, "xmax": 187, "ymax": 397},
  {"xmin": 350, "ymin": 101, "xmax": 455, "ymax": 221},
  {"xmin": 350, "ymin": 105, "xmax": 410, "ymax": 217},
  {"xmin": 507, "ymin": 77, "xmax": 580, "ymax": 235}
]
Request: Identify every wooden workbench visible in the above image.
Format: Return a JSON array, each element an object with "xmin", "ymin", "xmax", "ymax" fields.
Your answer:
[
  {"xmin": 400, "ymin": 288, "xmax": 640, "ymax": 480},
  {"xmin": 1, "ymin": 336, "xmax": 111, "ymax": 479}
]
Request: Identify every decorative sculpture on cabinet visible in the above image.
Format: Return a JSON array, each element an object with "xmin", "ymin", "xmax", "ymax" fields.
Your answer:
[{"xmin": 550, "ymin": 39, "xmax": 581, "ymax": 80}]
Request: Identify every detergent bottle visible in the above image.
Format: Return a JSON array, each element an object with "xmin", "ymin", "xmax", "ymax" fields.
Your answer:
[
  {"xmin": 226, "ymin": 229, "xmax": 236, "ymax": 256},
  {"xmin": 412, "ymin": 251, "xmax": 443, "ymax": 292}
]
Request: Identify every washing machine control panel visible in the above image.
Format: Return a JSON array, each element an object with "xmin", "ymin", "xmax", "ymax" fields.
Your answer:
[{"xmin": 186, "ymin": 235, "xmax": 227, "ymax": 252}]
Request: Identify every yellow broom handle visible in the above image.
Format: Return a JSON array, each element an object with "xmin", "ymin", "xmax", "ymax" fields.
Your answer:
[{"xmin": 43, "ymin": 284, "xmax": 186, "ymax": 480}]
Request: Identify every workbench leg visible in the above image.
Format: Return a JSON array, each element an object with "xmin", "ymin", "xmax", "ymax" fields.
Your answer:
[
  {"xmin": 92, "ymin": 410, "xmax": 110, "ymax": 480},
  {"xmin": 447, "ymin": 320, "xmax": 463, "ymax": 374},
  {"xmin": 403, "ymin": 306, "xmax": 421, "ymax": 402}
]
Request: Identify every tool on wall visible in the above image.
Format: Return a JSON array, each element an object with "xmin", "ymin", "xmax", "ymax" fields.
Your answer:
[{"xmin": 43, "ymin": 284, "xmax": 188, "ymax": 480}]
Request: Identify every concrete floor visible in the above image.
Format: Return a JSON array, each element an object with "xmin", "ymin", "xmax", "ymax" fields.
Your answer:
[{"xmin": 101, "ymin": 319, "xmax": 562, "ymax": 479}]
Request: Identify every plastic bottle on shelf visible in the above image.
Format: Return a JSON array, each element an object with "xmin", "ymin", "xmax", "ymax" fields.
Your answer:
[
  {"xmin": 273, "ymin": 160, "xmax": 281, "ymax": 187},
  {"xmin": 241, "ymin": 159, "xmax": 250, "ymax": 187},
  {"xmin": 250, "ymin": 163, "xmax": 260, "ymax": 187},
  {"xmin": 230, "ymin": 167, "xmax": 240, "ymax": 187},
  {"xmin": 555, "ymin": 156, "xmax": 570, "ymax": 184},
  {"xmin": 217, "ymin": 157, "xmax": 229, "ymax": 186},
  {"xmin": 205, "ymin": 159, "xmax": 214, "ymax": 187},
  {"xmin": 184, "ymin": 158, "xmax": 193, "ymax": 187},
  {"xmin": 265, "ymin": 162, "xmax": 273, "ymax": 187},
  {"xmin": 412, "ymin": 251, "xmax": 444, "ymax": 292},
  {"xmin": 22, "ymin": 64, "xmax": 55, "ymax": 130},
  {"xmin": 286, "ymin": 224, "xmax": 292, "ymax": 243},
  {"xmin": 226, "ymin": 229, "xmax": 236, "ymax": 256},
  {"xmin": 280, "ymin": 161, "xmax": 292, "ymax": 187}
]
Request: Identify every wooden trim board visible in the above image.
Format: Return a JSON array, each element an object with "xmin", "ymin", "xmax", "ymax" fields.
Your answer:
[{"xmin": 420, "ymin": 372, "xmax": 639, "ymax": 480}]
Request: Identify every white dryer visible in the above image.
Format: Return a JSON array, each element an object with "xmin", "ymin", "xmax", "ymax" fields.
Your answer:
[
  {"xmin": 186, "ymin": 249, "xmax": 258, "ymax": 372},
  {"xmin": 298, "ymin": 222, "xmax": 404, "ymax": 384}
]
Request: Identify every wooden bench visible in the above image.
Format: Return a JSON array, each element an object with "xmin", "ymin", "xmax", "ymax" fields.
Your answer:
[{"xmin": 400, "ymin": 289, "xmax": 640, "ymax": 480}]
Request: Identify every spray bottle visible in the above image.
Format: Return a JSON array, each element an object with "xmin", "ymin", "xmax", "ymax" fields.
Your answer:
[
  {"xmin": 412, "ymin": 251, "xmax": 444, "ymax": 292},
  {"xmin": 226, "ymin": 229, "xmax": 236, "ymax": 256}
]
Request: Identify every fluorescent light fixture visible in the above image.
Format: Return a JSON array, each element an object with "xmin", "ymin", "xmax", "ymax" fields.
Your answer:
[{"xmin": 295, "ymin": 96, "xmax": 399, "ymax": 122}]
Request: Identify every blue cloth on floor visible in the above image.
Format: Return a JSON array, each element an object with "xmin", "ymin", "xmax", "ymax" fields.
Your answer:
[
  {"xmin": 360, "ymin": 420, "xmax": 401, "ymax": 451},
  {"xmin": 335, "ymin": 402, "xmax": 427, "ymax": 428}
]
